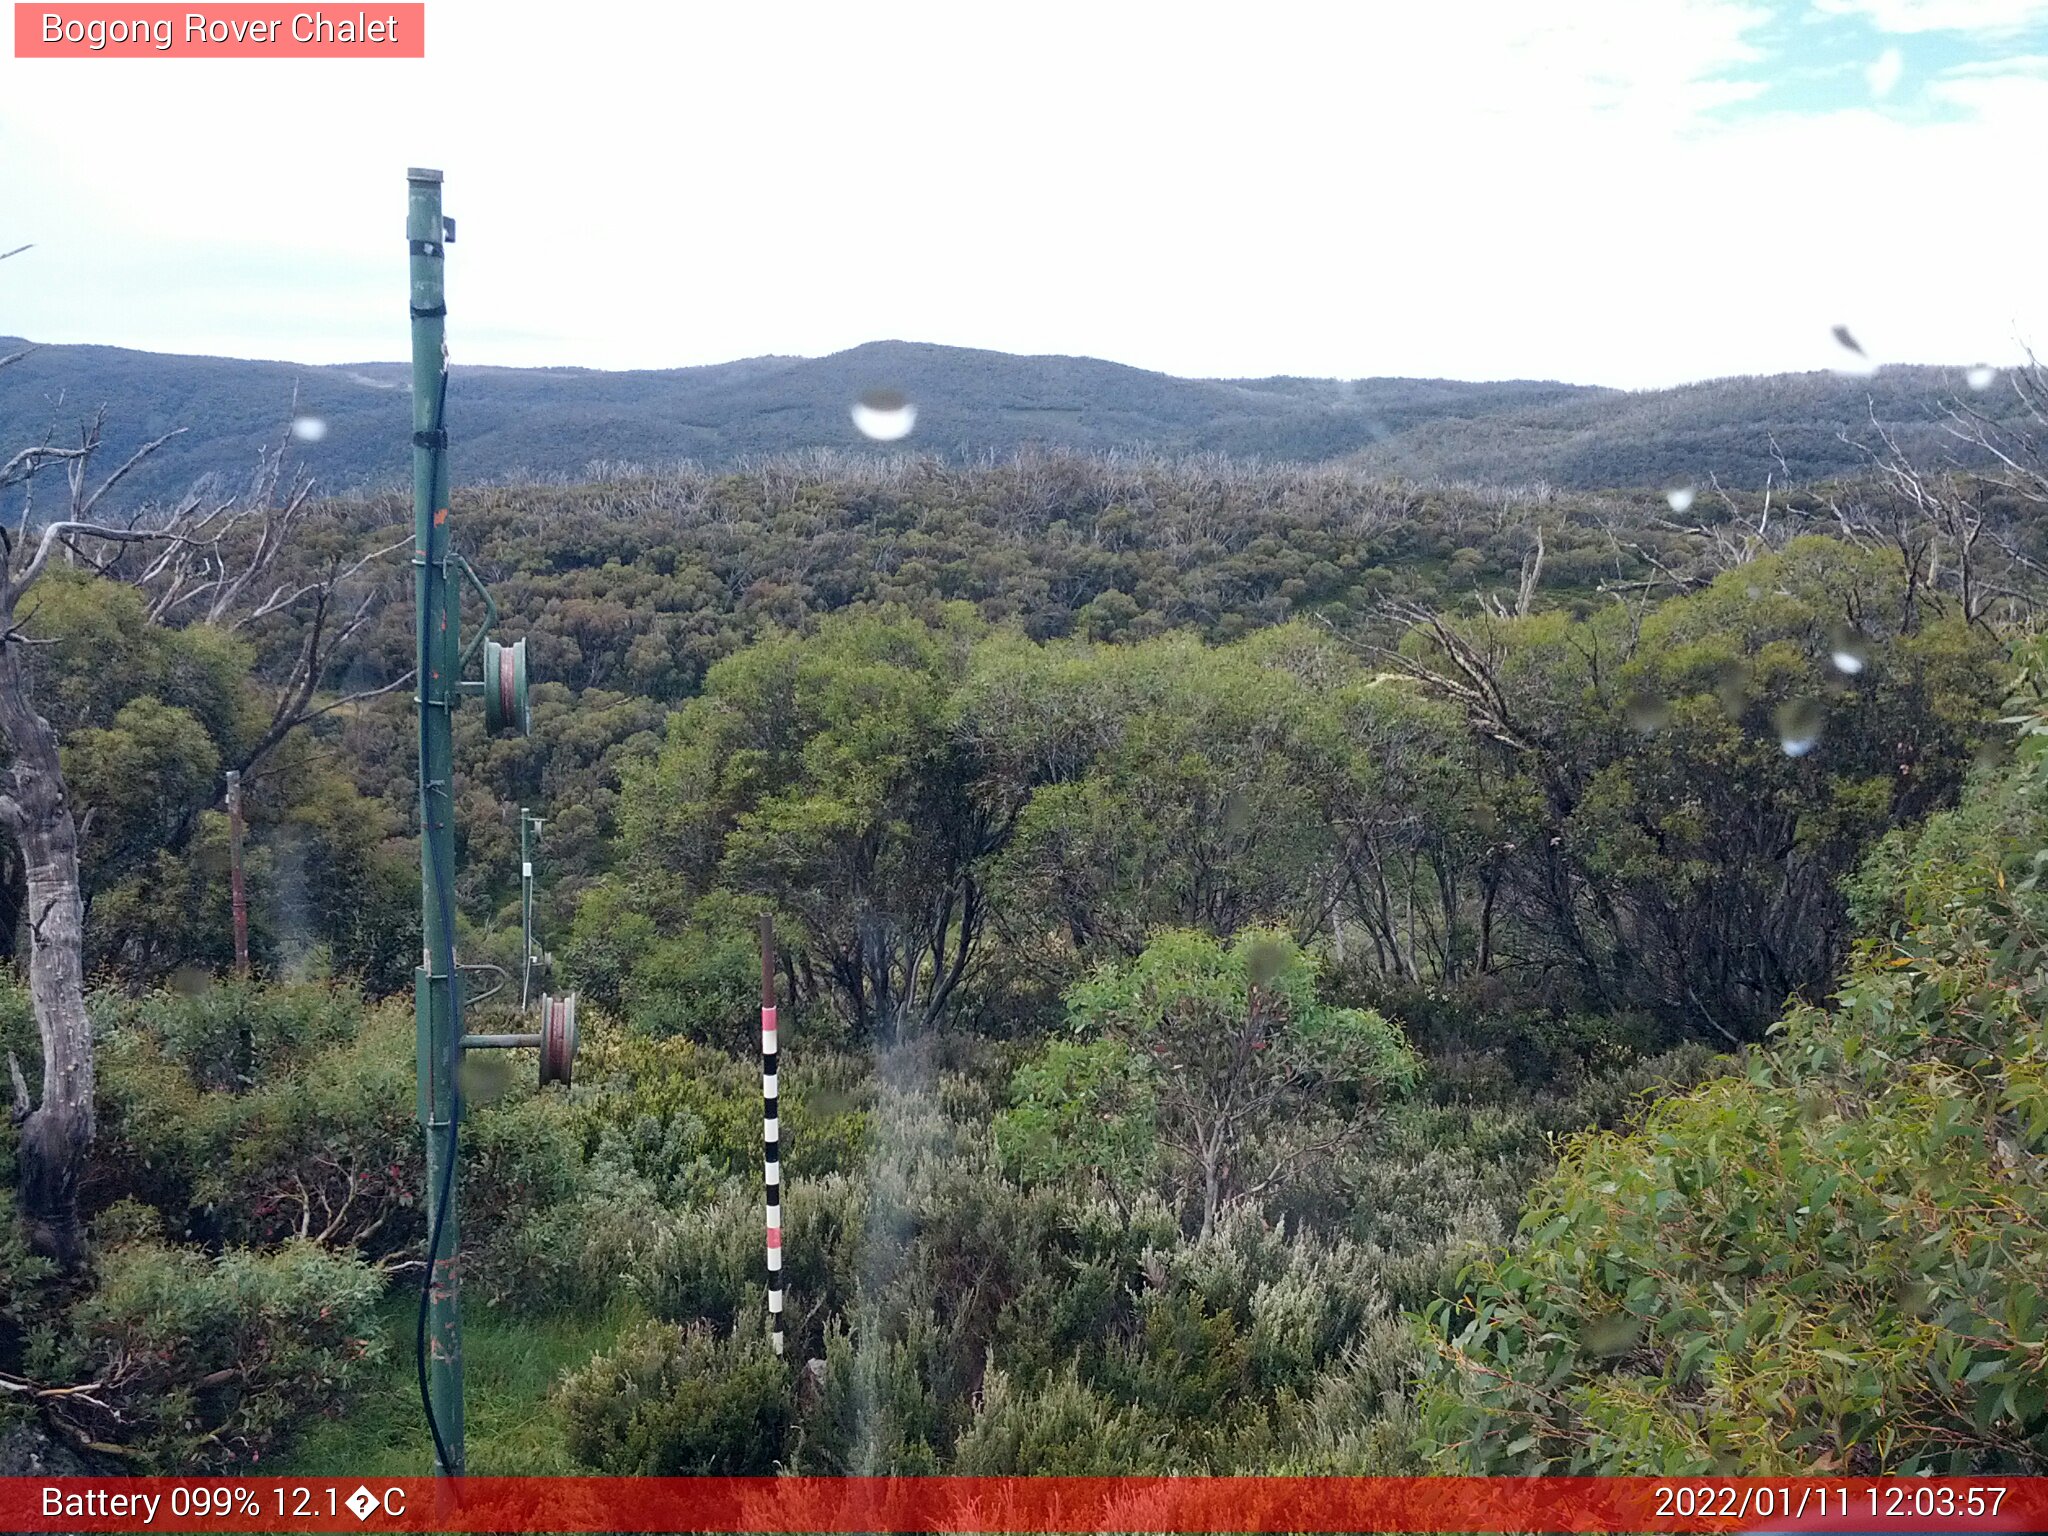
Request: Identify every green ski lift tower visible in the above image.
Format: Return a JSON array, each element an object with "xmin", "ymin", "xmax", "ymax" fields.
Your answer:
[{"xmin": 407, "ymin": 166, "xmax": 573, "ymax": 1477}]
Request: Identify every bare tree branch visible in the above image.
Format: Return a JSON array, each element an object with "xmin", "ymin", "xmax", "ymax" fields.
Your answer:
[
  {"xmin": 16, "ymin": 519, "xmax": 196, "ymax": 594},
  {"xmin": 70, "ymin": 428, "xmax": 187, "ymax": 522}
]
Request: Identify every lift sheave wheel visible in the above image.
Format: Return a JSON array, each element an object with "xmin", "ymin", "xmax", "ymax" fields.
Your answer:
[
  {"xmin": 482, "ymin": 636, "xmax": 530, "ymax": 736},
  {"xmin": 539, "ymin": 991, "xmax": 578, "ymax": 1086}
]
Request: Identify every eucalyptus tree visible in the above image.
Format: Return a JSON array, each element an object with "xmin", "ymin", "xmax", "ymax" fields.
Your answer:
[
  {"xmin": 617, "ymin": 605, "xmax": 1007, "ymax": 1044},
  {"xmin": 1004, "ymin": 928, "xmax": 1416, "ymax": 1237},
  {"xmin": 1380, "ymin": 536, "xmax": 2002, "ymax": 1038},
  {"xmin": 966, "ymin": 629, "xmax": 1360, "ymax": 956}
]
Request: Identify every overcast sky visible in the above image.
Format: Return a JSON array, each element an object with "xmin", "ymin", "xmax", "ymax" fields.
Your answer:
[{"xmin": 2, "ymin": 0, "xmax": 2044, "ymax": 388}]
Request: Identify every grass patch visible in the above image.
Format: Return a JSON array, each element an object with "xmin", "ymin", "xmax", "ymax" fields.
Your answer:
[{"xmin": 277, "ymin": 1289, "xmax": 646, "ymax": 1476}]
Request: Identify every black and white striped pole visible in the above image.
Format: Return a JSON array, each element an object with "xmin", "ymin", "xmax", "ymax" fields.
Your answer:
[{"xmin": 760, "ymin": 912, "xmax": 784, "ymax": 1357}]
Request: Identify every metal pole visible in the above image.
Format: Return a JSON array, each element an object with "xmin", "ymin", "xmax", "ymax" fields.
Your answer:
[
  {"xmin": 225, "ymin": 770, "xmax": 249, "ymax": 978},
  {"xmin": 760, "ymin": 913, "xmax": 783, "ymax": 1356},
  {"xmin": 409, "ymin": 165, "xmax": 464, "ymax": 1478}
]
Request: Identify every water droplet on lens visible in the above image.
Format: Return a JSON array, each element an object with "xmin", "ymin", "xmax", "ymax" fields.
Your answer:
[
  {"xmin": 1666, "ymin": 486, "xmax": 1695, "ymax": 514},
  {"xmin": 1222, "ymin": 790, "xmax": 1249, "ymax": 837},
  {"xmin": 458, "ymin": 1052, "xmax": 512, "ymax": 1106},
  {"xmin": 850, "ymin": 389, "xmax": 917, "ymax": 442},
  {"xmin": 1579, "ymin": 1312, "xmax": 1643, "ymax": 1358},
  {"xmin": 1967, "ymin": 365, "xmax": 1998, "ymax": 392},
  {"xmin": 1776, "ymin": 697, "xmax": 1825, "ymax": 757},
  {"xmin": 290, "ymin": 415, "xmax": 328, "ymax": 443},
  {"xmin": 1828, "ymin": 624, "xmax": 1869, "ymax": 676},
  {"xmin": 1711, "ymin": 659, "xmax": 1751, "ymax": 718},
  {"xmin": 1243, "ymin": 934, "xmax": 1288, "ymax": 987},
  {"xmin": 1624, "ymin": 691, "xmax": 1670, "ymax": 734},
  {"xmin": 1829, "ymin": 323, "xmax": 1879, "ymax": 377}
]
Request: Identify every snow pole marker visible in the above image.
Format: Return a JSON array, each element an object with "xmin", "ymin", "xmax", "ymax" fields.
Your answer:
[{"xmin": 760, "ymin": 912, "xmax": 784, "ymax": 1357}]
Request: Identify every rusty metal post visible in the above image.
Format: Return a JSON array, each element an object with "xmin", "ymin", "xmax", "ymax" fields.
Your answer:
[{"xmin": 225, "ymin": 770, "xmax": 249, "ymax": 978}]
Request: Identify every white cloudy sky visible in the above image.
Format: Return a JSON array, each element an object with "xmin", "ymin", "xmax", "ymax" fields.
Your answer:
[{"xmin": 1, "ymin": 0, "xmax": 2043, "ymax": 387}]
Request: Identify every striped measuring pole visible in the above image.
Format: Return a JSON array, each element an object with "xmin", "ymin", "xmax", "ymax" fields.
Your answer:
[{"xmin": 759, "ymin": 913, "xmax": 784, "ymax": 1357}]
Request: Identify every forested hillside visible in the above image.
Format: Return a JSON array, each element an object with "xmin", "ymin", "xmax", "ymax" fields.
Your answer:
[
  {"xmin": 5, "ymin": 365, "xmax": 2048, "ymax": 1474},
  {"xmin": 0, "ymin": 334, "xmax": 2030, "ymax": 502}
]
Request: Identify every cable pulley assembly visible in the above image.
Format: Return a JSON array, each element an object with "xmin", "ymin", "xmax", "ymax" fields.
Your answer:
[{"xmin": 481, "ymin": 636, "xmax": 529, "ymax": 735}]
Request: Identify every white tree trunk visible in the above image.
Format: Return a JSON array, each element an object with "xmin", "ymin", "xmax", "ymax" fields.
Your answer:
[{"xmin": 0, "ymin": 638, "xmax": 93, "ymax": 1267}]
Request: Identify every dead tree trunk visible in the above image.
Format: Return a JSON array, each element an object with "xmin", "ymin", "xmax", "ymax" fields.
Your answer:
[{"xmin": 0, "ymin": 638, "xmax": 92, "ymax": 1267}]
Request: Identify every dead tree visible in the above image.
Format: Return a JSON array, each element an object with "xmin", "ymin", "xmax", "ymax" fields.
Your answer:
[
  {"xmin": 1935, "ymin": 356, "xmax": 2048, "ymax": 623},
  {"xmin": 0, "ymin": 347, "xmax": 405, "ymax": 1264},
  {"xmin": 119, "ymin": 436, "xmax": 412, "ymax": 777},
  {"xmin": 0, "ymin": 409, "xmax": 187, "ymax": 1263}
]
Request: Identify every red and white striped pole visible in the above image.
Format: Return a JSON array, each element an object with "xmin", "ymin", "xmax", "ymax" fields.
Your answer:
[{"xmin": 759, "ymin": 913, "xmax": 784, "ymax": 1357}]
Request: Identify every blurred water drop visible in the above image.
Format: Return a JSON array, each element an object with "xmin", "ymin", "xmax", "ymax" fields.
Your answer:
[
  {"xmin": 1829, "ymin": 323, "xmax": 1879, "ymax": 377},
  {"xmin": 1579, "ymin": 1312, "xmax": 1644, "ymax": 1358},
  {"xmin": 1829, "ymin": 624, "xmax": 1870, "ymax": 677},
  {"xmin": 1711, "ymin": 658, "xmax": 1751, "ymax": 718},
  {"xmin": 1967, "ymin": 365, "xmax": 1998, "ymax": 392},
  {"xmin": 289, "ymin": 415, "xmax": 328, "ymax": 443},
  {"xmin": 1221, "ymin": 789, "xmax": 1249, "ymax": 838},
  {"xmin": 1775, "ymin": 697, "xmax": 1825, "ymax": 757},
  {"xmin": 1624, "ymin": 691, "xmax": 1670, "ymax": 734},
  {"xmin": 1243, "ymin": 934, "xmax": 1288, "ymax": 987},
  {"xmin": 1665, "ymin": 485, "xmax": 1695, "ymax": 514},
  {"xmin": 850, "ymin": 389, "xmax": 916, "ymax": 442},
  {"xmin": 459, "ymin": 1051, "xmax": 512, "ymax": 1107}
]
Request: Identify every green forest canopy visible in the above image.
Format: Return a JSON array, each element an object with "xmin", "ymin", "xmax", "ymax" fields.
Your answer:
[{"xmin": 4, "ymin": 428, "xmax": 2048, "ymax": 1473}]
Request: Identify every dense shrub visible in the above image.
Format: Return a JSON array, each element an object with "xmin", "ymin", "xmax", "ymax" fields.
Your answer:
[
  {"xmin": 1007, "ymin": 929, "xmax": 1416, "ymax": 1238},
  {"xmin": 637, "ymin": 1184, "xmax": 756, "ymax": 1332},
  {"xmin": 572, "ymin": 1033, "xmax": 759, "ymax": 1204},
  {"xmin": 558, "ymin": 1320, "xmax": 792, "ymax": 1474},
  {"xmin": 67, "ymin": 1236, "xmax": 383, "ymax": 1470},
  {"xmin": 1421, "ymin": 682, "xmax": 2048, "ymax": 1473},
  {"xmin": 485, "ymin": 1158, "xmax": 675, "ymax": 1314},
  {"xmin": 952, "ymin": 1364, "xmax": 1165, "ymax": 1474},
  {"xmin": 88, "ymin": 986, "xmax": 584, "ymax": 1282},
  {"xmin": 1267, "ymin": 1316, "xmax": 1431, "ymax": 1473},
  {"xmin": 90, "ymin": 987, "xmax": 399, "ymax": 1239},
  {"xmin": 789, "ymin": 1310, "xmax": 945, "ymax": 1474},
  {"xmin": 615, "ymin": 894, "xmax": 764, "ymax": 1045},
  {"xmin": 118, "ymin": 982, "xmax": 360, "ymax": 1094},
  {"xmin": 0, "ymin": 1189, "xmax": 57, "ymax": 1335}
]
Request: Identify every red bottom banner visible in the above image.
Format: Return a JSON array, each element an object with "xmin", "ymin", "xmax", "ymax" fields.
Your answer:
[{"xmin": 5, "ymin": 1475, "xmax": 2047, "ymax": 1533}]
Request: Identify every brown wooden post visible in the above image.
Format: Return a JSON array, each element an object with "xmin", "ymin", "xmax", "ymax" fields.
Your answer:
[{"xmin": 225, "ymin": 769, "xmax": 249, "ymax": 978}]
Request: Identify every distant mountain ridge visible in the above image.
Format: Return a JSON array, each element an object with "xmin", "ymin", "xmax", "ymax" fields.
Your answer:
[{"xmin": 0, "ymin": 336, "xmax": 2016, "ymax": 502}]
